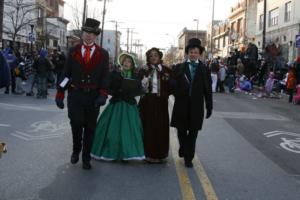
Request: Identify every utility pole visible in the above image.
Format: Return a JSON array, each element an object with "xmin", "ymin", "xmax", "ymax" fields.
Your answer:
[
  {"xmin": 210, "ymin": 0, "xmax": 215, "ymax": 56},
  {"xmin": 0, "ymin": 0, "xmax": 4, "ymax": 49},
  {"xmin": 193, "ymin": 19, "xmax": 199, "ymax": 39},
  {"xmin": 126, "ymin": 28, "xmax": 130, "ymax": 52},
  {"xmin": 130, "ymin": 29, "xmax": 133, "ymax": 53},
  {"xmin": 100, "ymin": 0, "xmax": 107, "ymax": 46},
  {"xmin": 115, "ymin": 21, "xmax": 118, "ymax": 62},
  {"xmin": 262, "ymin": 0, "xmax": 267, "ymax": 52},
  {"xmin": 82, "ymin": 0, "xmax": 87, "ymax": 27},
  {"xmin": 30, "ymin": 24, "xmax": 34, "ymax": 56},
  {"xmin": 109, "ymin": 20, "xmax": 123, "ymax": 62},
  {"xmin": 130, "ymin": 29, "xmax": 137, "ymax": 53}
]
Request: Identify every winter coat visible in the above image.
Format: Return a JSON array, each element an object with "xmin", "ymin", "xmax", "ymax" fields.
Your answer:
[
  {"xmin": 33, "ymin": 57, "xmax": 52, "ymax": 78},
  {"xmin": 0, "ymin": 51, "xmax": 11, "ymax": 88},
  {"xmin": 170, "ymin": 61, "xmax": 212, "ymax": 131},
  {"xmin": 296, "ymin": 63, "xmax": 300, "ymax": 84},
  {"xmin": 286, "ymin": 69, "xmax": 297, "ymax": 89}
]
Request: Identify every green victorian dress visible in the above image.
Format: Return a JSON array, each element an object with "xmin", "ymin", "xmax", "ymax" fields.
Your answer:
[{"xmin": 90, "ymin": 70, "xmax": 145, "ymax": 161}]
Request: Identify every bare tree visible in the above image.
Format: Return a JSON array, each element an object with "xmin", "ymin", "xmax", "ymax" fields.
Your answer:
[
  {"xmin": 163, "ymin": 46, "xmax": 178, "ymax": 66},
  {"xmin": 69, "ymin": 0, "xmax": 82, "ymax": 38},
  {"xmin": 3, "ymin": 0, "xmax": 37, "ymax": 47}
]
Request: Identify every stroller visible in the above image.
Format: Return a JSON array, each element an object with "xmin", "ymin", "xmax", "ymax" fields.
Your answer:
[{"xmin": 293, "ymin": 85, "xmax": 300, "ymax": 104}]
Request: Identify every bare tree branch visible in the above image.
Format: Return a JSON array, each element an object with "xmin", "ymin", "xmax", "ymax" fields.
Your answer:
[{"xmin": 3, "ymin": 0, "xmax": 38, "ymax": 46}]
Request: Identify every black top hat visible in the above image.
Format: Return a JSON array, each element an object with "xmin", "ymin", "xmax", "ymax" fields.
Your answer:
[
  {"xmin": 81, "ymin": 18, "xmax": 101, "ymax": 35},
  {"xmin": 185, "ymin": 38, "xmax": 205, "ymax": 54}
]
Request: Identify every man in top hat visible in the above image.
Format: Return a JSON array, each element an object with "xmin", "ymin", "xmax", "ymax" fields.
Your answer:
[
  {"xmin": 170, "ymin": 38, "xmax": 213, "ymax": 168},
  {"xmin": 55, "ymin": 18, "xmax": 109, "ymax": 170}
]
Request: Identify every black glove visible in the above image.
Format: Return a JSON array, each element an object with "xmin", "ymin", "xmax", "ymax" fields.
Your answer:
[
  {"xmin": 206, "ymin": 109, "xmax": 212, "ymax": 119},
  {"xmin": 55, "ymin": 99, "xmax": 64, "ymax": 109},
  {"xmin": 95, "ymin": 95, "xmax": 107, "ymax": 107}
]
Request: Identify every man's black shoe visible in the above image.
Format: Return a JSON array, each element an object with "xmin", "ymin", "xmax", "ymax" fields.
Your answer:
[
  {"xmin": 82, "ymin": 162, "xmax": 92, "ymax": 170},
  {"xmin": 184, "ymin": 161, "xmax": 193, "ymax": 168},
  {"xmin": 70, "ymin": 153, "xmax": 79, "ymax": 164}
]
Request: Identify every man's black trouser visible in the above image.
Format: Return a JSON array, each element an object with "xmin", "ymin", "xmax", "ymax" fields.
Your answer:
[
  {"xmin": 177, "ymin": 129, "xmax": 199, "ymax": 162},
  {"xmin": 68, "ymin": 90, "xmax": 99, "ymax": 163},
  {"xmin": 5, "ymin": 69, "xmax": 16, "ymax": 92}
]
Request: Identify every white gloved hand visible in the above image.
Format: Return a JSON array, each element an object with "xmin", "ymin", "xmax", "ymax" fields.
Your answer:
[{"xmin": 142, "ymin": 76, "xmax": 149, "ymax": 89}]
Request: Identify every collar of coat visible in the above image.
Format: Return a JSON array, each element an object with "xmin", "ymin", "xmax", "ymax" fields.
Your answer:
[{"xmin": 71, "ymin": 44, "xmax": 103, "ymax": 74}]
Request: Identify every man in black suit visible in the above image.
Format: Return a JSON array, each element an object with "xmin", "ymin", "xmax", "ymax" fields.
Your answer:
[
  {"xmin": 171, "ymin": 38, "xmax": 213, "ymax": 167},
  {"xmin": 55, "ymin": 18, "xmax": 109, "ymax": 170}
]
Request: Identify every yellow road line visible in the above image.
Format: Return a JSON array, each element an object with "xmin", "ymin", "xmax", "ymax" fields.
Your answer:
[
  {"xmin": 170, "ymin": 128, "xmax": 196, "ymax": 200},
  {"xmin": 193, "ymin": 153, "xmax": 218, "ymax": 200},
  {"xmin": 169, "ymin": 98, "xmax": 217, "ymax": 200}
]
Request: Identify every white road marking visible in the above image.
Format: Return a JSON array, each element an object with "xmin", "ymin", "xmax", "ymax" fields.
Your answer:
[
  {"xmin": 214, "ymin": 111, "xmax": 289, "ymax": 121},
  {"xmin": 10, "ymin": 121, "xmax": 68, "ymax": 141},
  {"xmin": 263, "ymin": 130, "xmax": 300, "ymax": 138},
  {"xmin": 12, "ymin": 131, "xmax": 65, "ymax": 141},
  {"xmin": 0, "ymin": 102, "xmax": 62, "ymax": 112},
  {"xmin": 280, "ymin": 138, "xmax": 300, "ymax": 154},
  {"xmin": 263, "ymin": 130, "xmax": 300, "ymax": 154},
  {"xmin": 0, "ymin": 124, "xmax": 11, "ymax": 127}
]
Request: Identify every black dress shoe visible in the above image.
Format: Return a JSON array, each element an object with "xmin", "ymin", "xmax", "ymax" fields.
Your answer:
[
  {"xmin": 70, "ymin": 153, "xmax": 79, "ymax": 164},
  {"xmin": 184, "ymin": 161, "xmax": 193, "ymax": 168},
  {"xmin": 82, "ymin": 162, "xmax": 92, "ymax": 170}
]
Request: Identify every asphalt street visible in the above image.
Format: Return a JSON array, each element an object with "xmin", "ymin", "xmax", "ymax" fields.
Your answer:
[{"xmin": 0, "ymin": 88, "xmax": 300, "ymax": 200}]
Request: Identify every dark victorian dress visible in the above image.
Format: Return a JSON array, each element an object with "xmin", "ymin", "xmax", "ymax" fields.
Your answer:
[{"xmin": 138, "ymin": 64, "xmax": 172, "ymax": 160}]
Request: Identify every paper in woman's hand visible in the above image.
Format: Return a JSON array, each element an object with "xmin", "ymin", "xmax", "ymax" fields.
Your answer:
[{"xmin": 121, "ymin": 78, "xmax": 143, "ymax": 96}]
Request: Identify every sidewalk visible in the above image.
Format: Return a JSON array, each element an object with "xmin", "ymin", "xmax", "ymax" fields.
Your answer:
[{"xmin": 235, "ymin": 84, "xmax": 290, "ymax": 101}]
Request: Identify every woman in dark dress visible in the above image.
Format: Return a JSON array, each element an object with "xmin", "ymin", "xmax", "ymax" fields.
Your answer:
[{"xmin": 138, "ymin": 48, "xmax": 172, "ymax": 163}]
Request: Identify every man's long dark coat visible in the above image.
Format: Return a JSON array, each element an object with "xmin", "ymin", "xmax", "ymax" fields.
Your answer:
[{"xmin": 170, "ymin": 61, "xmax": 212, "ymax": 131}]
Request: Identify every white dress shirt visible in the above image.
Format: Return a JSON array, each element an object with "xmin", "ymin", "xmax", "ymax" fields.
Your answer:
[
  {"xmin": 81, "ymin": 44, "xmax": 96, "ymax": 58},
  {"xmin": 151, "ymin": 64, "xmax": 162, "ymax": 93},
  {"xmin": 186, "ymin": 59, "xmax": 199, "ymax": 74}
]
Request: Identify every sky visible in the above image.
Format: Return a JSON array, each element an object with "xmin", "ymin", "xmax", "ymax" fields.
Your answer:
[{"xmin": 63, "ymin": 0, "xmax": 239, "ymax": 52}]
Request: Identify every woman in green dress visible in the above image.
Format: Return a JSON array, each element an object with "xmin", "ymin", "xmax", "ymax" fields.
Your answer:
[{"xmin": 91, "ymin": 52, "xmax": 145, "ymax": 161}]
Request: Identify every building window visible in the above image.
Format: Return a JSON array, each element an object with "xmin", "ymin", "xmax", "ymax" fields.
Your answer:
[
  {"xmin": 38, "ymin": 8, "xmax": 44, "ymax": 18},
  {"xmin": 269, "ymin": 8, "xmax": 279, "ymax": 27},
  {"xmin": 53, "ymin": 40, "xmax": 58, "ymax": 47},
  {"xmin": 259, "ymin": 14, "xmax": 264, "ymax": 31},
  {"xmin": 282, "ymin": 35, "xmax": 287, "ymax": 42},
  {"xmin": 237, "ymin": 18, "xmax": 242, "ymax": 34},
  {"xmin": 285, "ymin": 1, "xmax": 291, "ymax": 22},
  {"xmin": 225, "ymin": 36, "xmax": 228, "ymax": 47},
  {"xmin": 231, "ymin": 22, "xmax": 235, "ymax": 33},
  {"xmin": 214, "ymin": 39, "xmax": 218, "ymax": 50},
  {"xmin": 220, "ymin": 37, "xmax": 224, "ymax": 48}
]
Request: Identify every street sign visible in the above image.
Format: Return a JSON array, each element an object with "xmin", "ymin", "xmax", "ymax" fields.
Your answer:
[
  {"xmin": 296, "ymin": 35, "xmax": 300, "ymax": 48},
  {"xmin": 28, "ymin": 32, "xmax": 35, "ymax": 42}
]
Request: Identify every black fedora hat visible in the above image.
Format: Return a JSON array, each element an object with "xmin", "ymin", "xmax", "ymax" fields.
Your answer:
[
  {"xmin": 185, "ymin": 38, "xmax": 205, "ymax": 54},
  {"xmin": 81, "ymin": 18, "xmax": 101, "ymax": 35}
]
